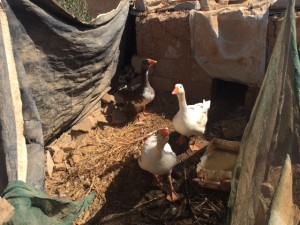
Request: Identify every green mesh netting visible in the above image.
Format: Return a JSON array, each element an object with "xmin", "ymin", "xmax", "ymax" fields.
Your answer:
[
  {"xmin": 227, "ymin": 0, "xmax": 300, "ymax": 224},
  {"xmin": 2, "ymin": 181, "xmax": 95, "ymax": 225}
]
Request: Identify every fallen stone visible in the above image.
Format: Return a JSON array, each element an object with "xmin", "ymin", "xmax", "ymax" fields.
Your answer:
[
  {"xmin": 101, "ymin": 93, "xmax": 115, "ymax": 104},
  {"xmin": 58, "ymin": 133, "xmax": 73, "ymax": 149},
  {"xmin": 56, "ymin": 135, "xmax": 76, "ymax": 151},
  {"xmin": 91, "ymin": 108, "xmax": 103, "ymax": 118},
  {"xmin": 61, "ymin": 141, "xmax": 76, "ymax": 152},
  {"xmin": 54, "ymin": 163, "xmax": 67, "ymax": 171},
  {"xmin": 53, "ymin": 149, "xmax": 65, "ymax": 164},
  {"xmin": 92, "ymin": 110, "xmax": 108, "ymax": 124},
  {"xmin": 78, "ymin": 146, "xmax": 91, "ymax": 154},
  {"xmin": 72, "ymin": 154, "xmax": 82, "ymax": 163},
  {"xmin": 46, "ymin": 145, "xmax": 61, "ymax": 155},
  {"xmin": 0, "ymin": 197, "xmax": 14, "ymax": 225},
  {"xmin": 72, "ymin": 116, "xmax": 98, "ymax": 133}
]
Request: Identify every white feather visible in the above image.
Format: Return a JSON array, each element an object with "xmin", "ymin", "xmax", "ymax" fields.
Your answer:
[
  {"xmin": 172, "ymin": 84, "xmax": 210, "ymax": 137},
  {"xmin": 138, "ymin": 131, "xmax": 177, "ymax": 176}
]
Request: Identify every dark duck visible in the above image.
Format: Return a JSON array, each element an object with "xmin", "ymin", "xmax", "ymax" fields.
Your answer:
[{"xmin": 120, "ymin": 58, "xmax": 157, "ymax": 120}]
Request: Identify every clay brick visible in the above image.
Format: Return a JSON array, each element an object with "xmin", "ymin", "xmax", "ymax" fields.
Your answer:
[
  {"xmin": 0, "ymin": 197, "xmax": 14, "ymax": 224},
  {"xmin": 136, "ymin": 11, "xmax": 290, "ymax": 101},
  {"xmin": 155, "ymin": 58, "xmax": 192, "ymax": 80},
  {"xmin": 149, "ymin": 76, "xmax": 175, "ymax": 96},
  {"xmin": 150, "ymin": 76, "xmax": 212, "ymax": 102},
  {"xmin": 182, "ymin": 82, "xmax": 212, "ymax": 102}
]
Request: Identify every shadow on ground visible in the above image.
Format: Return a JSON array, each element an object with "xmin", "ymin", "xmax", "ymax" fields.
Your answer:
[
  {"xmin": 86, "ymin": 137, "xmax": 229, "ymax": 225},
  {"xmin": 85, "ymin": 86, "xmax": 247, "ymax": 225}
]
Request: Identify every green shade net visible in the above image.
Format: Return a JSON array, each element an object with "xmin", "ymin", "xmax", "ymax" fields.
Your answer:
[
  {"xmin": 2, "ymin": 181, "xmax": 95, "ymax": 225},
  {"xmin": 227, "ymin": 0, "xmax": 300, "ymax": 224}
]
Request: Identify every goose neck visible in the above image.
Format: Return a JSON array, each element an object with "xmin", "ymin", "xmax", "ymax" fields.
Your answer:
[
  {"xmin": 156, "ymin": 141, "xmax": 165, "ymax": 151},
  {"xmin": 177, "ymin": 93, "xmax": 188, "ymax": 111},
  {"xmin": 142, "ymin": 69, "xmax": 150, "ymax": 87}
]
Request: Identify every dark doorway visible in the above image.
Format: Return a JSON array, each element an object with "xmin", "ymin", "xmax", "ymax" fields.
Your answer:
[
  {"xmin": 211, "ymin": 78, "xmax": 249, "ymax": 107},
  {"xmin": 206, "ymin": 78, "xmax": 251, "ymax": 140}
]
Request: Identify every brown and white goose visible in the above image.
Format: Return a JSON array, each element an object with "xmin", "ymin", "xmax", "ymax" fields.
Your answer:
[
  {"xmin": 121, "ymin": 58, "xmax": 157, "ymax": 120},
  {"xmin": 172, "ymin": 84, "xmax": 211, "ymax": 148},
  {"xmin": 138, "ymin": 127, "xmax": 180, "ymax": 202}
]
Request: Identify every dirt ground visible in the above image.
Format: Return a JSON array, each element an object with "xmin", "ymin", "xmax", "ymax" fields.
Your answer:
[{"xmin": 45, "ymin": 82, "xmax": 249, "ymax": 225}]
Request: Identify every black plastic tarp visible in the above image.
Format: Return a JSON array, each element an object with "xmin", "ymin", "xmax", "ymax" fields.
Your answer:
[{"xmin": 0, "ymin": 0, "xmax": 129, "ymax": 192}]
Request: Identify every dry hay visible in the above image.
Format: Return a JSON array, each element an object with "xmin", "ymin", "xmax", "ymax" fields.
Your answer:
[
  {"xmin": 45, "ymin": 111, "xmax": 175, "ymax": 224},
  {"xmin": 45, "ymin": 94, "xmax": 234, "ymax": 225}
]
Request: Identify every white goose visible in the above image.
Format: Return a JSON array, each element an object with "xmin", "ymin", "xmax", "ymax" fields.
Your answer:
[
  {"xmin": 172, "ymin": 84, "xmax": 210, "ymax": 147},
  {"xmin": 138, "ymin": 127, "xmax": 180, "ymax": 202}
]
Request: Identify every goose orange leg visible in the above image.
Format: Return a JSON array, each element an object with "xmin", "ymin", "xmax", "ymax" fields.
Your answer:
[
  {"xmin": 152, "ymin": 175, "xmax": 164, "ymax": 188},
  {"xmin": 137, "ymin": 106, "xmax": 151, "ymax": 121},
  {"xmin": 137, "ymin": 113, "xmax": 147, "ymax": 121},
  {"xmin": 166, "ymin": 175, "xmax": 180, "ymax": 202},
  {"xmin": 142, "ymin": 105, "xmax": 152, "ymax": 115}
]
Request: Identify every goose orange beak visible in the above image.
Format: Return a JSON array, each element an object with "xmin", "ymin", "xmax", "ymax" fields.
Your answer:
[
  {"xmin": 172, "ymin": 86, "xmax": 179, "ymax": 95},
  {"xmin": 159, "ymin": 127, "xmax": 169, "ymax": 138},
  {"xmin": 148, "ymin": 59, "xmax": 157, "ymax": 65}
]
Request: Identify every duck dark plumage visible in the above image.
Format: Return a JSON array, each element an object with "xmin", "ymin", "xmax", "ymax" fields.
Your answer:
[{"xmin": 120, "ymin": 58, "xmax": 157, "ymax": 115}]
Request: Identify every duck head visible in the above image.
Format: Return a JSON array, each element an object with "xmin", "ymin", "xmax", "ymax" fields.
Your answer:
[
  {"xmin": 142, "ymin": 58, "xmax": 157, "ymax": 68},
  {"xmin": 141, "ymin": 58, "xmax": 157, "ymax": 79},
  {"xmin": 156, "ymin": 127, "xmax": 170, "ymax": 146},
  {"xmin": 172, "ymin": 84, "xmax": 184, "ymax": 95},
  {"xmin": 158, "ymin": 127, "xmax": 169, "ymax": 137}
]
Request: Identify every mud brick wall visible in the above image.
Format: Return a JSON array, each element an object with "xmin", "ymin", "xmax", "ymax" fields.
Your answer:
[
  {"xmin": 266, "ymin": 13, "xmax": 300, "ymax": 64},
  {"xmin": 136, "ymin": 11, "xmax": 300, "ymax": 103},
  {"xmin": 136, "ymin": 11, "xmax": 212, "ymax": 103}
]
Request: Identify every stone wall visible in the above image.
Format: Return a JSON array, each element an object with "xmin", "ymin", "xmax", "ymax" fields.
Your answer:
[
  {"xmin": 267, "ymin": 13, "xmax": 300, "ymax": 64},
  {"xmin": 136, "ymin": 11, "xmax": 212, "ymax": 103},
  {"xmin": 136, "ymin": 11, "xmax": 300, "ymax": 103}
]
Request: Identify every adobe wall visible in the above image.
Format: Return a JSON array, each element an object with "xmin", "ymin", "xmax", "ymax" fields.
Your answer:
[
  {"xmin": 135, "ymin": 11, "xmax": 300, "ymax": 103},
  {"xmin": 267, "ymin": 13, "xmax": 300, "ymax": 64},
  {"xmin": 136, "ymin": 11, "xmax": 212, "ymax": 103}
]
